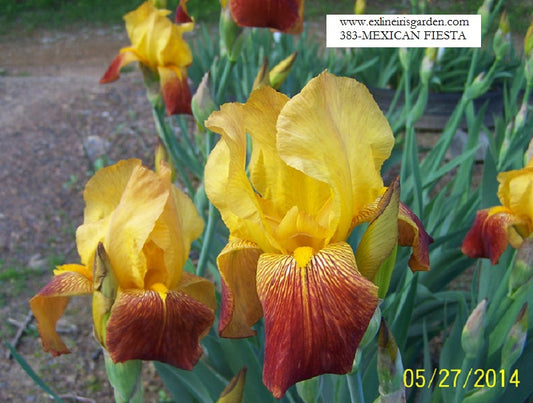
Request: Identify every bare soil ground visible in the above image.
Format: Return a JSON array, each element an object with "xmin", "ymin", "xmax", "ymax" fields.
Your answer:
[{"xmin": 0, "ymin": 27, "xmax": 169, "ymax": 402}]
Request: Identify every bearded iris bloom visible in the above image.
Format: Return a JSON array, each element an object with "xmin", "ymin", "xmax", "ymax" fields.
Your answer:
[
  {"xmin": 462, "ymin": 159, "xmax": 533, "ymax": 264},
  {"xmin": 204, "ymin": 71, "xmax": 431, "ymax": 397},
  {"xmin": 221, "ymin": 0, "xmax": 304, "ymax": 34},
  {"xmin": 30, "ymin": 159, "xmax": 215, "ymax": 370},
  {"xmin": 100, "ymin": 1, "xmax": 194, "ymax": 115}
]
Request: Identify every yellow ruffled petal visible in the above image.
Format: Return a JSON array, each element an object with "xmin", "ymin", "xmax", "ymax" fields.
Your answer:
[
  {"xmin": 355, "ymin": 179, "xmax": 399, "ymax": 281},
  {"xmin": 178, "ymin": 271, "xmax": 217, "ymax": 318},
  {"xmin": 205, "ymin": 103, "xmax": 276, "ymax": 252},
  {"xmin": 216, "ymin": 239, "xmax": 264, "ymax": 338},
  {"xmin": 147, "ymin": 163, "xmax": 203, "ymax": 289},
  {"xmin": 245, "ymin": 86, "xmax": 333, "ymax": 232},
  {"xmin": 277, "ymin": 71, "xmax": 394, "ymax": 242},
  {"xmin": 124, "ymin": 1, "xmax": 192, "ymax": 71},
  {"xmin": 77, "ymin": 159, "xmax": 141, "ymax": 266},
  {"xmin": 105, "ymin": 163, "xmax": 169, "ymax": 289},
  {"xmin": 497, "ymin": 163, "xmax": 533, "ymax": 227}
]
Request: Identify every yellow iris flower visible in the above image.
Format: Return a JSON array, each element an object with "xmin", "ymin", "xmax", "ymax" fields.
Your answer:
[
  {"xmin": 100, "ymin": 1, "xmax": 194, "ymax": 115},
  {"xmin": 462, "ymin": 158, "xmax": 533, "ymax": 263},
  {"xmin": 30, "ymin": 159, "xmax": 215, "ymax": 370},
  {"xmin": 204, "ymin": 71, "xmax": 431, "ymax": 397}
]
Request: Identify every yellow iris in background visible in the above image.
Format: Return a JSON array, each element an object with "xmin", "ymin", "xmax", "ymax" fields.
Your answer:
[
  {"xmin": 100, "ymin": 1, "xmax": 194, "ymax": 115},
  {"xmin": 30, "ymin": 159, "xmax": 215, "ymax": 370},
  {"xmin": 205, "ymin": 71, "xmax": 431, "ymax": 397},
  {"xmin": 462, "ymin": 158, "xmax": 533, "ymax": 263}
]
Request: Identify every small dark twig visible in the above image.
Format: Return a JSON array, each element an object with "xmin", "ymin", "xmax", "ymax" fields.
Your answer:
[
  {"xmin": 57, "ymin": 393, "xmax": 97, "ymax": 403},
  {"xmin": 6, "ymin": 310, "xmax": 34, "ymax": 359}
]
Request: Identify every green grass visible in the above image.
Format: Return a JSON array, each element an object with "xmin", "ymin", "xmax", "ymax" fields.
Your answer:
[{"xmin": 1, "ymin": 0, "xmax": 529, "ymax": 36}]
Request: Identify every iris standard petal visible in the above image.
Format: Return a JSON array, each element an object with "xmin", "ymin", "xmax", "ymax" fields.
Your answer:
[
  {"xmin": 229, "ymin": 0, "xmax": 303, "ymax": 33},
  {"xmin": 256, "ymin": 242, "xmax": 378, "ymax": 398},
  {"xmin": 277, "ymin": 71, "xmax": 394, "ymax": 242},
  {"xmin": 245, "ymin": 86, "xmax": 333, "ymax": 229},
  {"xmin": 29, "ymin": 265, "xmax": 93, "ymax": 356},
  {"xmin": 205, "ymin": 103, "xmax": 276, "ymax": 252},
  {"xmin": 77, "ymin": 159, "xmax": 140, "ymax": 266},
  {"xmin": 217, "ymin": 239, "xmax": 264, "ymax": 337},
  {"xmin": 462, "ymin": 207, "xmax": 529, "ymax": 264},
  {"xmin": 105, "ymin": 287, "xmax": 214, "ymax": 370},
  {"xmin": 105, "ymin": 163, "xmax": 169, "ymax": 289}
]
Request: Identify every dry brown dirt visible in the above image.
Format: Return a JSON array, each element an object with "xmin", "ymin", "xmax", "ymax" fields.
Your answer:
[{"xmin": 1, "ymin": 27, "xmax": 170, "ymax": 402}]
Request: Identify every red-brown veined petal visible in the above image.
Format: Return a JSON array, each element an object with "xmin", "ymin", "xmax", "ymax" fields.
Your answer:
[
  {"xmin": 398, "ymin": 202, "xmax": 433, "ymax": 271},
  {"xmin": 462, "ymin": 207, "xmax": 528, "ymax": 264},
  {"xmin": 105, "ymin": 286, "xmax": 214, "ymax": 370},
  {"xmin": 256, "ymin": 242, "xmax": 378, "ymax": 398},
  {"xmin": 229, "ymin": 0, "xmax": 302, "ymax": 33},
  {"xmin": 159, "ymin": 66, "xmax": 192, "ymax": 115},
  {"xmin": 29, "ymin": 265, "xmax": 93, "ymax": 356},
  {"xmin": 217, "ymin": 239, "xmax": 264, "ymax": 338},
  {"xmin": 99, "ymin": 49, "xmax": 140, "ymax": 84}
]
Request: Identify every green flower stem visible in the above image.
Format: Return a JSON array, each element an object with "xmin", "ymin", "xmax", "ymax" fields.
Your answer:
[
  {"xmin": 174, "ymin": 115, "xmax": 204, "ymax": 175},
  {"xmin": 104, "ymin": 352, "xmax": 143, "ymax": 403},
  {"xmin": 346, "ymin": 371, "xmax": 364, "ymax": 403},
  {"xmin": 195, "ymin": 57, "xmax": 236, "ymax": 277},
  {"xmin": 197, "ymin": 199, "xmax": 217, "ymax": 277},
  {"xmin": 216, "ymin": 57, "xmax": 236, "ymax": 105},
  {"xmin": 400, "ymin": 49, "xmax": 424, "ymax": 216},
  {"xmin": 454, "ymin": 355, "xmax": 477, "ymax": 402},
  {"xmin": 151, "ymin": 105, "xmax": 195, "ymax": 196}
]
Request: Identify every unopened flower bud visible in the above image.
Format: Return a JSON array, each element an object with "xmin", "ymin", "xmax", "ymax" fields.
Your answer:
[
  {"xmin": 508, "ymin": 236, "xmax": 533, "ymax": 296},
  {"xmin": 150, "ymin": 0, "xmax": 167, "ymax": 8},
  {"xmin": 359, "ymin": 306, "xmax": 382, "ymax": 348},
  {"xmin": 377, "ymin": 318, "xmax": 405, "ymax": 400},
  {"xmin": 155, "ymin": 141, "xmax": 176, "ymax": 182},
  {"xmin": 493, "ymin": 12, "xmax": 511, "ymax": 61},
  {"xmin": 525, "ymin": 57, "xmax": 533, "ymax": 85},
  {"xmin": 252, "ymin": 58, "xmax": 270, "ymax": 91},
  {"xmin": 191, "ymin": 72, "xmax": 216, "ymax": 126},
  {"xmin": 269, "ymin": 52, "xmax": 297, "ymax": 89},
  {"xmin": 354, "ymin": 0, "xmax": 365, "ymax": 15},
  {"xmin": 524, "ymin": 20, "xmax": 533, "ymax": 57},
  {"xmin": 514, "ymin": 101, "xmax": 528, "ymax": 133},
  {"xmin": 398, "ymin": 48, "xmax": 410, "ymax": 71},
  {"xmin": 465, "ymin": 72, "xmax": 490, "ymax": 100},
  {"xmin": 477, "ymin": 0, "xmax": 493, "ymax": 37},
  {"xmin": 217, "ymin": 367, "xmax": 247, "ymax": 403},
  {"xmin": 420, "ymin": 48, "xmax": 437, "ymax": 85},
  {"xmin": 461, "ymin": 299, "xmax": 487, "ymax": 358},
  {"xmin": 501, "ymin": 303, "xmax": 528, "ymax": 370},
  {"xmin": 219, "ymin": 2, "xmax": 244, "ymax": 62},
  {"xmin": 93, "ymin": 243, "xmax": 118, "ymax": 347}
]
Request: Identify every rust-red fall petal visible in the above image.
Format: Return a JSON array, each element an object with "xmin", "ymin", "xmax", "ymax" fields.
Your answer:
[
  {"xmin": 256, "ymin": 242, "xmax": 378, "ymax": 398},
  {"xmin": 105, "ymin": 288, "xmax": 214, "ymax": 369}
]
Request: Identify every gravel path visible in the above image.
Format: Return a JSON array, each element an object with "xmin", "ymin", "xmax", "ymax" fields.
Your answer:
[{"xmin": 0, "ymin": 27, "xmax": 166, "ymax": 402}]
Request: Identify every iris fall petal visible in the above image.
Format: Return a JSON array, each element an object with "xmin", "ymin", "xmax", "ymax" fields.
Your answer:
[
  {"xmin": 106, "ymin": 287, "xmax": 215, "ymax": 370},
  {"xmin": 229, "ymin": 0, "xmax": 303, "ymax": 33},
  {"xmin": 256, "ymin": 242, "xmax": 378, "ymax": 398},
  {"xmin": 29, "ymin": 265, "xmax": 93, "ymax": 356}
]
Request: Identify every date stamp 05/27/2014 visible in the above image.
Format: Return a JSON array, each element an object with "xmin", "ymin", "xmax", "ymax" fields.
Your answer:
[{"xmin": 403, "ymin": 368, "xmax": 520, "ymax": 389}]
